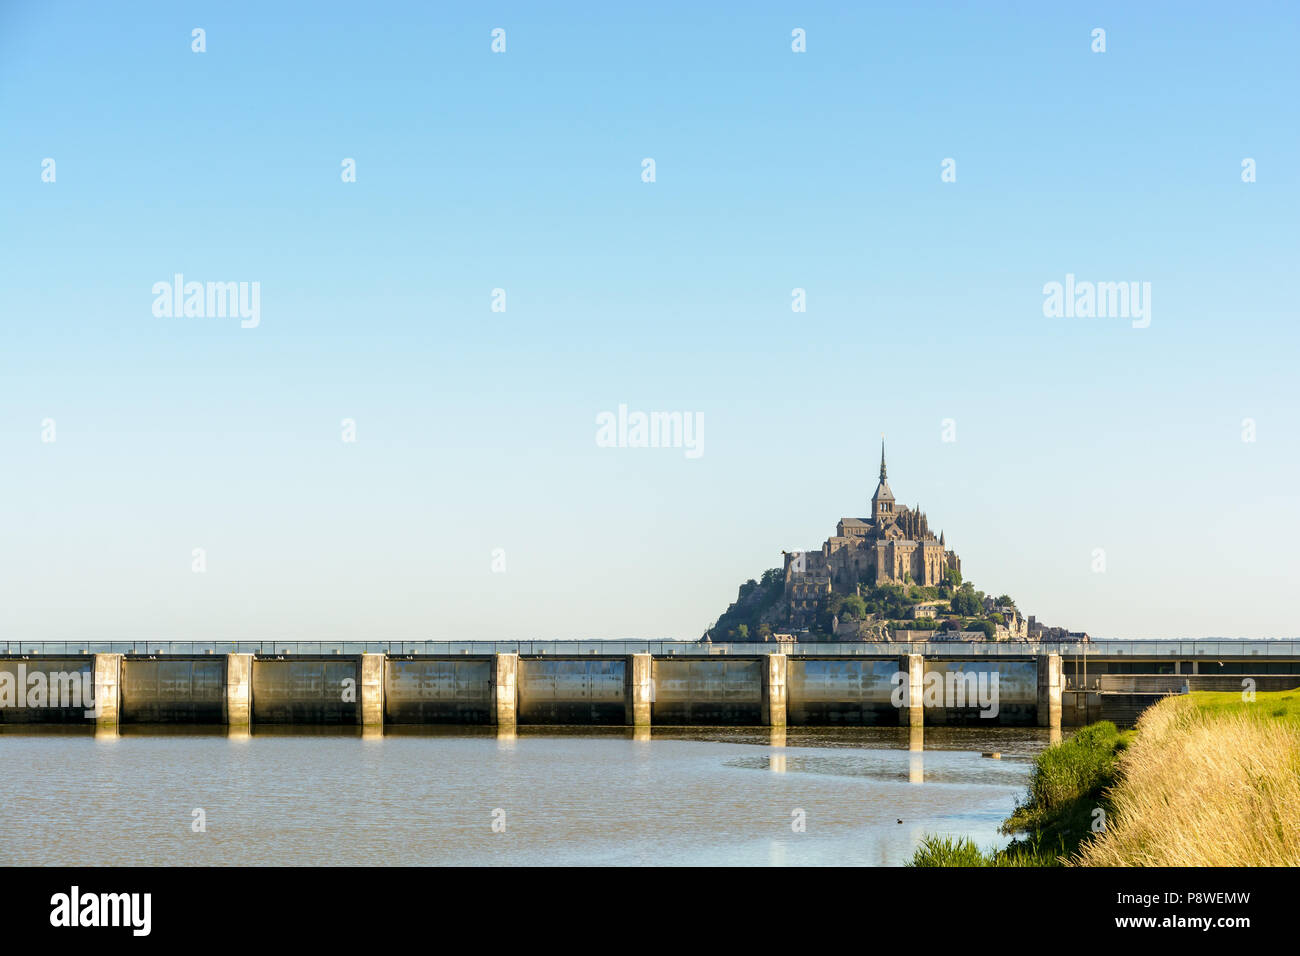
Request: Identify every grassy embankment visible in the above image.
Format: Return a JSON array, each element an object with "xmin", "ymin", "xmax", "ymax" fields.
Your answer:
[
  {"xmin": 909, "ymin": 689, "xmax": 1300, "ymax": 867},
  {"xmin": 909, "ymin": 720, "xmax": 1132, "ymax": 866},
  {"xmin": 1076, "ymin": 689, "xmax": 1300, "ymax": 866}
]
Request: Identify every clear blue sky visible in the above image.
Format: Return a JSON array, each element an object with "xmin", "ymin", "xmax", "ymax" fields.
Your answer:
[{"xmin": 2, "ymin": 1, "xmax": 1297, "ymax": 641}]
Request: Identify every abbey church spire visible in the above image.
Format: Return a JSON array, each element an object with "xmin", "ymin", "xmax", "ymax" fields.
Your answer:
[{"xmin": 871, "ymin": 437, "xmax": 895, "ymax": 522}]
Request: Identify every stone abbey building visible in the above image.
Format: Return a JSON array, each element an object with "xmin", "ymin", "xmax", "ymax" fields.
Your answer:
[{"xmin": 783, "ymin": 444, "xmax": 962, "ymax": 628}]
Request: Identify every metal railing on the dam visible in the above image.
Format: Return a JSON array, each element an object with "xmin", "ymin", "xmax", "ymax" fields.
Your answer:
[{"xmin": 4, "ymin": 639, "xmax": 1300, "ymax": 657}]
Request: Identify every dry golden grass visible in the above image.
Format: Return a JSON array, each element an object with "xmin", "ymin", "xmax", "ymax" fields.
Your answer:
[{"xmin": 1075, "ymin": 694, "xmax": 1300, "ymax": 866}]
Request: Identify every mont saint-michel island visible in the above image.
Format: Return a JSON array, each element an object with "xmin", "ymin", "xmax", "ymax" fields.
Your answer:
[{"xmin": 704, "ymin": 444, "xmax": 1086, "ymax": 645}]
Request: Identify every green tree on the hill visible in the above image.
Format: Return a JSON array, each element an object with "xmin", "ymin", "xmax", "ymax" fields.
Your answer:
[
  {"xmin": 950, "ymin": 584, "xmax": 982, "ymax": 616},
  {"xmin": 840, "ymin": 595, "xmax": 868, "ymax": 620}
]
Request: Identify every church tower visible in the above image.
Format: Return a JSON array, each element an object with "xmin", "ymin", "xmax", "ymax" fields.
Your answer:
[{"xmin": 871, "ymin": 440, "xmax": 895, "ymax": 523}]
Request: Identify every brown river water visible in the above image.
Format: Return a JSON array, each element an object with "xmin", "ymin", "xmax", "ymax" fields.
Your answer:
[{"xmin": 0, "ymin": 725, "xmax": 1052, "ymax": 865}]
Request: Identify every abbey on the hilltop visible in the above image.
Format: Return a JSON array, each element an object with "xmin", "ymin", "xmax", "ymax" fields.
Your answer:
[{"xmin": 783, "ymin": 443, "xmax": 962, "ymax": 627}]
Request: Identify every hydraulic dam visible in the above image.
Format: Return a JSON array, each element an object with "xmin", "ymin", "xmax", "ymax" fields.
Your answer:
[{"xmin": 4, "ymin": 640, "xmax": 1298, "ymax": 732}]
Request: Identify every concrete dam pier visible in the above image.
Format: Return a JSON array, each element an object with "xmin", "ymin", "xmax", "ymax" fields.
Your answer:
[{"xmin": 0, "ymin": 651, "xmax": 1064, "ymax": 732}]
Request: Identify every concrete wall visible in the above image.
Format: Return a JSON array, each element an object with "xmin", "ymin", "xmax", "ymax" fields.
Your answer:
[
  {"xmin": 120, "ymin": 656, "xmax": 226, "ymax": 723},
  {"xmin": 761, "ymin": 654, "xmax": 787, "ymax": 727},
  {"xmin": 360, "ymin": 653, "xmax": 384, "ymax": 728},
  {"xmin": 517, "ymin": 657, "xmax": 627, "ymax": 724},
  {"xmin": 651, "ymin": 658, "xmax": 763, "ymax": 725},
  {"xmin": 1063, "ymin": 689, "xmax": 1100, "ymax": 725},
  {"xmin": 385, "ymin": 657, "xmax": 494, "ymax": 724},
  {"xmin": 924, "ymin": 660, "xmax": 1038, "ymax": 725},
  {"xmin": 787, "ymin": 658, "xmax": 901, "ymax": 725},
  {"xmin": 227, "ymin": 653, "xmax": 252, "ymax": 726},
  {"xmin": 627, "ymin": 653, "xmax": 652, "ymax": 727},
  {"xmin": 1098, "ymin": 674, "xmax": 1300, "ymax": 694},
  {"xmin": 252, "ymin": 657, "xmax": 359, "ymax": 724},
  {"xmin": 901, "ymin": 654, "xmax": 923, "ymax": 728},
  {"xmin": 0, "ymin": 656, "xmax": 95, "ymax": 723},
  {"xmin": 1100, "ymin": 692, "xmax": 1170, "ymax": 729},
  {"xmin": 1036, "ymin": 653, "xmax": 1062, "ymax": 729},
  {"xmin": 494, "ymin": 653, "xmax": 517, "ymax": 726},
  {"xmin": 0, "ymin": 652, "xmax": 1075, "ymax": 729},
  {"xmin": 95, "ymin": 654, "xmax": 122, "ymax": 731}
]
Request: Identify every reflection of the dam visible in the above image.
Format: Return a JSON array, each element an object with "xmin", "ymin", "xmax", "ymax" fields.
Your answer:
[
  {"xmin": 769, "ymin": 726, "xmax": 786, "ymax": 773},
  {"xmin": 909, "ymin": 725, "xmax": 924, "ymax": 784}
]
